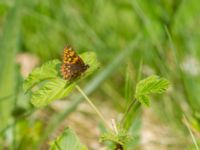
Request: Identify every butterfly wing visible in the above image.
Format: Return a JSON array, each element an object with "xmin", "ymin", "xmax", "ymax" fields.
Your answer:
[{"xmin": 61, "ymin": 46, "xmax": 89, "ymax": 80}]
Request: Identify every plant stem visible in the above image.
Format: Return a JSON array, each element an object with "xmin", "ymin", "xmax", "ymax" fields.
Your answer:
[
  {"xmin": 121, "ymin": 98, "xmax": 137, "ymax": 124},
  {"xmin": 76, "ymin": 85, "xmax": 111, "ymax": 131}
]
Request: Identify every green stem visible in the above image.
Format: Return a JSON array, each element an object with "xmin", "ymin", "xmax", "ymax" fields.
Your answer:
[
  {"xmin": 121, "ymin": 98, "xmax": 137, "ymax": 124},
  {"xmin": 75, "ymin": 85, "xmax": 111, "ymax": 131}
]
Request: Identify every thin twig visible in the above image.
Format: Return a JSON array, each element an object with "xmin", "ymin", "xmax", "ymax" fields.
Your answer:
[{"xmin": 76, "ymin": 85, "xmax": 112, "ymax": 131}]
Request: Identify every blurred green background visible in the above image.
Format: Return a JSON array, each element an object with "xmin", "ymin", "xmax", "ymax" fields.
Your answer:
[{"xmin": 0, "ymin": 0, "xmax": 200, "ymax": 149}]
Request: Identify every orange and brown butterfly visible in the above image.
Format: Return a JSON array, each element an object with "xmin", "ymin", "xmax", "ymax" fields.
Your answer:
[{"xmin": 61, "ymin": 46, "xmax": 89, "ymax": 80}]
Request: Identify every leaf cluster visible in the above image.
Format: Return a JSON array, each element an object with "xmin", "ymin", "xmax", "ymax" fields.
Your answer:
[
  {"xmin": 135, "ymin": 75, "xmax": 170, "ymax": 106},
  {"xmin": 23, "ymin": 52, "xmax": 100, "ymax": 107}
]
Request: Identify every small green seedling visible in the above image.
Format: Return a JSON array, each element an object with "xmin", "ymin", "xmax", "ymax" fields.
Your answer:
[{"xmin": 24, "ymin": 49, "xmax": 170, "ymax": 150}]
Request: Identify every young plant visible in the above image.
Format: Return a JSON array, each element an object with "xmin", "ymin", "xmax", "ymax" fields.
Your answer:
[
  {"xmin": 23, "ymin": 47, "xmax": 170, "ymax": 150},
  {"xmin": 100, "ymin": 75, "xmax": 170, "ymax": 149}
]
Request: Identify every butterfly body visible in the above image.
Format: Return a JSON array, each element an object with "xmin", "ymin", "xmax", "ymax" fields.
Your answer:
[{"xmin": 61, "ymin": 46, "xmax": 89, "ymax": 80}]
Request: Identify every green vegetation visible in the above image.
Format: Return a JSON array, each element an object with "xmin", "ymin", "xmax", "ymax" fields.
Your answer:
[
  {"xmin": 0, "ymin": 0, "xmax": 200, "ymax": 149},
  {"xmin": 50, "ymin": 128, "xmax": 88, "ymax": 150}
]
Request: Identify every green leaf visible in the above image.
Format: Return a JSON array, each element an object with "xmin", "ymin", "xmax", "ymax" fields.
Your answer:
[
  {"xmin": 50, "ymin": 128, "xmax": 88, "ymax": 150},
  {"xmin": 23, "ymin": 59, "xmax": 61, "ymax": 93},
  {"xmin": 30, "ymin": 78, "xmax": 76, "ymax": 107},
  {"xmin": 23, "ymin": 52, "xmax": 100, "ymax": 107},
  {"xmin": 135, "ymin": 75, "xmax": 170, "ymax": 106},
  {"xmin": 137, "ymin": 95, "xmax": 150, "ymax": 106}
]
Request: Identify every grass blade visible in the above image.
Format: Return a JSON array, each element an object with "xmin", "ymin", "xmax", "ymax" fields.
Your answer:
[{"xmin": 0, "ymin": 0, "xmax": 22, "ymax": 130}]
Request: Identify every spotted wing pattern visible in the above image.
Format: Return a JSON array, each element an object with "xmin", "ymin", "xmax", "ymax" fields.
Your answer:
[{"xmin": 61, "ymin": 46, "xmax": 89, "ymax": 80}]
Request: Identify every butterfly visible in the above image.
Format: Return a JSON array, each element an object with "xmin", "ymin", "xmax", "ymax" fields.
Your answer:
[{"xmin": 61, "ymin": 46, "xmax": 89, "ymax": 80}]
